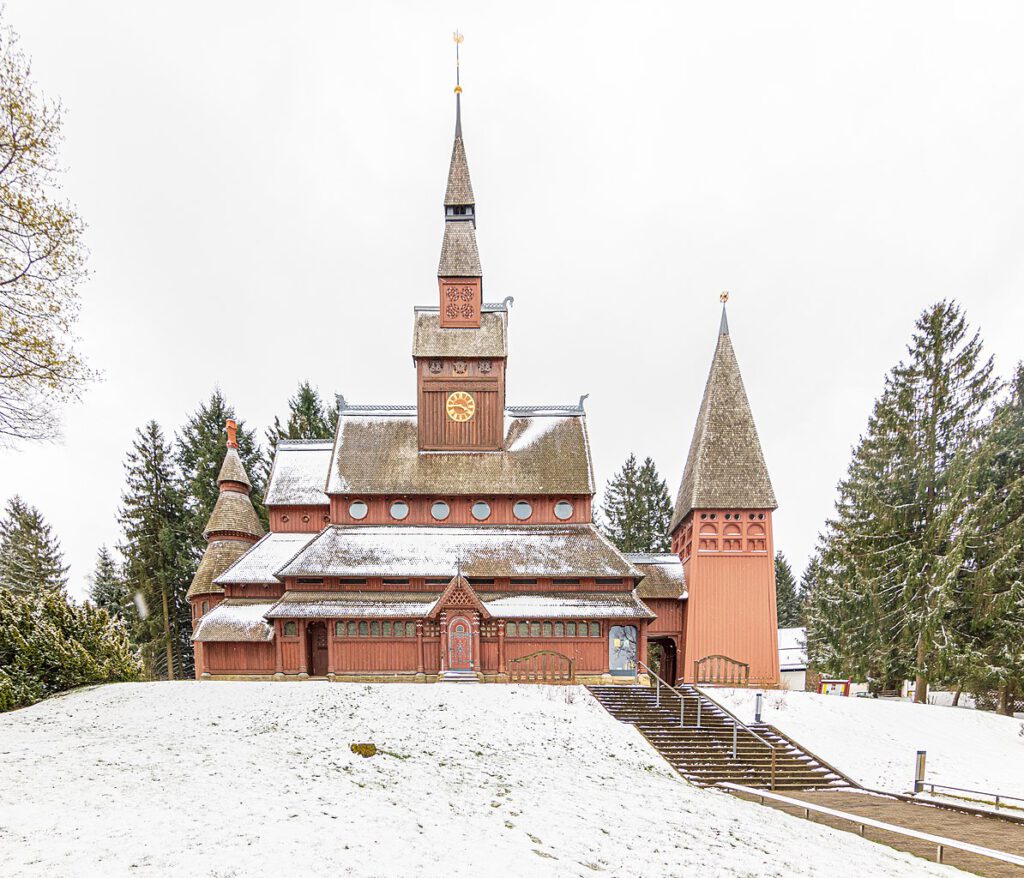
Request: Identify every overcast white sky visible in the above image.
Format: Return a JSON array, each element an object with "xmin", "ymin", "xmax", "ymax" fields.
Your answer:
[{"xmin": 2, "ymin": 2, "xmax": 1023, "ymax": 602}]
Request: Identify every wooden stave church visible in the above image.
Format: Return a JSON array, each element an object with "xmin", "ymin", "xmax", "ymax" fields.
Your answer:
[{"xmin": 188, "ymin": 91, "xmax": 780, "ymax": 687}]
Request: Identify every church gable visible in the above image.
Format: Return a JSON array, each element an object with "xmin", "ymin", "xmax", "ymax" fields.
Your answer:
[{"xmin": 428, "ymin": 574, "xmax": 490, "ymax": 619}]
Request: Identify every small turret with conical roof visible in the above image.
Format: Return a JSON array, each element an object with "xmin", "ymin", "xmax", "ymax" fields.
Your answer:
[{"xmin": 187, "ymin": 420, "xmax": 264, "ymax": 610}]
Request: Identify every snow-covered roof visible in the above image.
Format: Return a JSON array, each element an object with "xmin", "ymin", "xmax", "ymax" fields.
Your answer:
[
  {"xmin": 214, "ymin": 532, "xmax": 317, "ymax": 585},
  {"xmin": 192, "ymin": 599, "xmax": 276, "ymax": 642},
  {"xmin": 265, "ymin": 592, "xmax": 441, "ymax": 619},
  {"xmin": 277, "ymin": 524, "xmax": 640, "ymax": 580},
  {"xmin": 623, "ymin": 553, "xmax": 687, "ymax": 600},
  {"xmin": 326, "ymin": 407, "xmax": 594, "ymax": 495},
  {"xmin": 412, "ymin": 308, "xmax": 506, "ymax": 358},
  {"xmin": 481, "ymin": 592, "xmax": 654, "ymax": 619},
  {"xmin": 264, "ymin": 441, "xmax": 332, "ymax": 506},
  {"xmin": 778, "ymin": 626, "xmax": 808, "ymax": 671}
]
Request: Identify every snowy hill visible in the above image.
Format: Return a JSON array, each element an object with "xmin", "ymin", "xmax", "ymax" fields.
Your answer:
[
  {"xmin": 713, "ymin": 688, "xmax": 1024, "ymax": 799},
  {"xmin": 0, "ymin": 682, "xmax": 963, "ymax": 877}
]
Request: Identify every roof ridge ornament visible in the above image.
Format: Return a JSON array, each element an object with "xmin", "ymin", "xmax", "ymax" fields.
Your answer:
[{"xmin": 719, "ymin": 291, "xmax": 730, "ymax": 335}]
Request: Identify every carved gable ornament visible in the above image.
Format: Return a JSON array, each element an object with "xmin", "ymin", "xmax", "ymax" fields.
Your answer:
[{"xmin": 428, "ymin": 574, "xmax": 491, "ymax": 619}]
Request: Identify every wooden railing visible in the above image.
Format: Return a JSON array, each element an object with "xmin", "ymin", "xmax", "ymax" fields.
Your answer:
[
  {"xmin": 508, "ymin": 650, "xmax": 575, "ymax": 683},
  {"xmin": 694, "ymin": 654, "xmax": 750, "ymax": 687}
]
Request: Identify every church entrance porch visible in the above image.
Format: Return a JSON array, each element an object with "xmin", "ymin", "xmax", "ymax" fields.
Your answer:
[
  {"xmin": 447, "ymin": 616, "xmax": 473, "ymax": 669},
  {"xmin": 647, "ymin": 636, "xmax": 678, "ymax": 685}
]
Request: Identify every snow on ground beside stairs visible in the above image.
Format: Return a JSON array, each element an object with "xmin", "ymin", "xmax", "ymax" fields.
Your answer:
[
  {"xmin": 713, "ymin": 688, "xmax": 1024, "ymax": 799},
  {"xmin": 0, "ymin": 682, "xmax": 963, "ymax": 878}
]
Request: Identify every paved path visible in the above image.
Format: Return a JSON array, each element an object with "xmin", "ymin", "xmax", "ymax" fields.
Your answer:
[{"xmin": 737, "ymin": 788, "xmax": 1024, "ymax": 877}]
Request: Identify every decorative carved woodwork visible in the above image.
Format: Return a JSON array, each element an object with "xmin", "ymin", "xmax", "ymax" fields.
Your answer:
[{"xmin": 438, "ymin": 278, "xmax": 481, "ymax": 328}]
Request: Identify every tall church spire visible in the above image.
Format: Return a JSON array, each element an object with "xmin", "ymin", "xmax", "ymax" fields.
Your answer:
[
  {"xmin": 438, "ymin": 32, "xmax": 482, "ymax": 326},
  {"xmin": 670, "ymin": 302, "xmax": 776, "ymax": 532}
]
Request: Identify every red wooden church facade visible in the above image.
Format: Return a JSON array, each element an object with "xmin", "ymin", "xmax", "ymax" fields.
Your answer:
[{"xmin": 187, "ymin": 91, "xmax": 780, "ymax": 686}]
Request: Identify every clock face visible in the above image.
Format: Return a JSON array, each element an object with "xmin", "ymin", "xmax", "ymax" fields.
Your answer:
[{"xmin": 446, "ymin": 390, "xmax": 476, "ymax": 422}]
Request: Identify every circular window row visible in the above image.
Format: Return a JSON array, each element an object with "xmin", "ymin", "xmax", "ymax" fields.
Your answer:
[
  {"xmin": 346, "ymin": 498, "xmax": 576, "ymax": 522},
  {"xmin": 699, "ymin": 511, "xmax": 767, "ymax": 521}
]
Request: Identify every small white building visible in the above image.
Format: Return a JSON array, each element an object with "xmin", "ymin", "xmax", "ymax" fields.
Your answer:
[{"xmin": 778, "ymin": 626, "xmax": 808, "ymax": 690}]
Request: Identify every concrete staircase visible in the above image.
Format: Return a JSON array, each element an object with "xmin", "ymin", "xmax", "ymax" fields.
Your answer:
[{"xmin": 588, "ymin": 684, "xmax": 852, "ymax": 791}]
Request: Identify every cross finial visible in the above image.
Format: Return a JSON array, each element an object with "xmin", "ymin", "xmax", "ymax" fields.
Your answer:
[
  {"xmin": 453, "ymin": 30, "xmax": 464, "ymax": 93},
  {"xmin": 720, "ymin": 290, "xmax": 730, "ymax": 304}
]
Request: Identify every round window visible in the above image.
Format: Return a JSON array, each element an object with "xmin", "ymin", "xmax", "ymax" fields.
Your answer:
[
  {"xmin": 513, "ymin": 500, "xmax": 533, "ymax": 521},
  {"xmin": 390, "ymin": 500, "xmax": 410, "ymax": 521},
  {"xmin": 431, "ymin": 501, "xmax": 450, "ymax": 521},
  {"xmin": 471, "ymin": 500, "xmax": 491, "ymax": 521},
  {"xmin": 349, "ymin": 500, "xmax": 368, "ymax": 520},
  {"xmin": 553, "ymin": 500, "xmax": 574, "ymax": 520}
]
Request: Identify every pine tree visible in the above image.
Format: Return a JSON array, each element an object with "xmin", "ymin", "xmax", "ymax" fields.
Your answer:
[
  {"xmin": 950, "ymin": 364, "xmax": 1024, "ymax": 714},
  {"xmin": 265, "ymin": 381, "xmax": 337, "ymax": 458},
  {"xmin": 176, "ymin": 388, "xmax": 266, "ymax": 560},
  {"xmin": 89, "ymin": 546, "xmax": 133, "ymax": 624},
  {"xmin": 0, "ymin": 496, "xmax": 68, "ymax": 594},
  {"xmin": 601, "ymin": 454, "xmax": 673, "ymax": 553},
  {"xmin": 774, "ymin": 552, "xmax": 802, "ymax": 627},
  {"xmin": 119, "ymin": 421, "xmax": 192, "ymax": 679},
  {"xmin": 808, "ymin": 301, "xmax": 996, "ymax": 701}
]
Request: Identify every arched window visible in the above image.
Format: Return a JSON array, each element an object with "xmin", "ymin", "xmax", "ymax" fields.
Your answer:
[
  {"xmin": 405, "ymin": 622, "xmax": 416, "ymax": 637},
  {"xmin": 347, "ymin": 621, "xmax": 357, "ymax": 637},
  {"xmin": 335, "ymin": 621, "xmax": 345, "ymax": 637},
  {"xmin": 506, "ymin": 622, "xmax": 517, "ymax": 637}
]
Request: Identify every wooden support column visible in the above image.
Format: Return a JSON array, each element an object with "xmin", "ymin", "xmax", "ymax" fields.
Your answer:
[
  {"xmin": 416, "ymin": 620, "xmax": 425, "ymax": 675},
  {"xmin": 497, "ymin": 622, "xmax": 506, "ymax": 675},
  {"xmin": 638, "ymin": 620, "xmax": 649, "ymax": 669},
  {"xmin": 298, "ymin": 620, "xmax": 308, "ymax": 675},
  {"xmin": 327, "ymin": 620, "xmax": 336, "ymax": 675},
  {"xmin": 471, "ymin": 615, "xmax": 481, "ymax": 671},
  {"xmin": 274, "ymin": 620, "xmax": 284, "ymax": 674},
  {"xmin": 439, "ymin": 612, "xmax": 448, "ymax": 673}
]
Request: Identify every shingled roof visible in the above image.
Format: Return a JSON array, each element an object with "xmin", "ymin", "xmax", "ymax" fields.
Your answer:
[
  {"xmin": 327, "ymin": 406, "xmax": 594, "ymax": 495},
  {"xmin": 203, "ymin": 490, "xmax": 265, "ymax": 540},
  {"xmin": 444, "ymin": 96, "xmax": 474, "ymax": 207},
  {"xmin": 438, "ymin": 220, "xmax": 482, "ymax": 276},
  {"xmin": 412, "ymin": 307, "xmax": 507, "ymax": 359},
  {"xmin": 624, "ymin": 553, "xmax": 688, "ymax": 600},
  {"xmin": 187, "ymin": 538, "xmax": 253, "ymax": 599},
  {"xmin": 214, "ymin": 532, "xmax": 316, "ymax": 585},
  {"xmin": 277, "ymin": 524, "xmax": 640, "ymax": 580},
  {"xmin": 670, "ymin": 308, "xmax": 776, "ymax": 532},
  {"xmin": 216, "ymin": 447, "xmax": 251, "ymax": 488},
  {"xmin": 191, "ymin": 599, "xmax": 276, "ymax": 643},
  {"xmin": 264, "ymin": 441, "xmax": 332, "ymax": 506}
]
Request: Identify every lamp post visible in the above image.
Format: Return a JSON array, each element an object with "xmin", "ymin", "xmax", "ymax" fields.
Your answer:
[{"xmin": 755, "ymin": 692, "xmax": 763, "ymax": 724}]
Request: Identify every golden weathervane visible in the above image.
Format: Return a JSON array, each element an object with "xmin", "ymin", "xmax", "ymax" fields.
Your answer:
[
  {"xmin": 720, "ymin": 291, "xmax": 730, "ymax": 304},
  {"xmin": 453, "ymin": 30, "xmax": 464, "ymax": 94}
]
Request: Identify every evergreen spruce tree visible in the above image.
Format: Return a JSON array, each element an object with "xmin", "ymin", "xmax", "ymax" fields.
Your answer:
[
  {"xmin": 808, "ymin": 301, "xmax": 996, "ymax": 701},
  {"xmin": 774, "ymin": 552, "xmax": 802, "ymax": 627},
  {"xmin": 601, "ymin": 454, "xmax": 673, "ymax": 553},
  {"xmin": 949, "ymin": 364, "xmax": 1024, "ymax": 714},
  {"xmin": 265, "ymin": 381, "xmax": 337, "ymax": 456},
  {"xmin": 0, "ymin": 496, "xmax": 68, "ymax": 594},
  {"xmin": 88, "ymin": 546, "xmax": 133, "ymax": 624},
  {"xmin": 119, "ymin": 421, "xmax": 192, "ymax": 679},
  {"xmin": 176, "ymin": 388, "xmax": 266, "ymax": 559}
]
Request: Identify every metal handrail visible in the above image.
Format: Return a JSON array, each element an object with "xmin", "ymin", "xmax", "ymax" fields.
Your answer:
[
  {"xmin": 720, "ymin": 783, "xmax": 1024, "ymax": 868},
  {"xmin": 691, "ymin": 682, "xmax": 777, "ymax": 750},
  {"xmin": 637, "ymin": 660, "xmax": 779, "ymax": 789},
  {"xmin": 917, "ymin": 782, "xmax": 1024, "ymax": 812}
]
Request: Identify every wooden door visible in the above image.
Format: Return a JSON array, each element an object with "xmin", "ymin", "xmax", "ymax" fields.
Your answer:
[
  {"xmin": 308, "ymin": 621, "xmax": 328, "ymax": 676},
  {"xmin": 448, "ymin": 617, "xmax": 473, "ymax": 669}
]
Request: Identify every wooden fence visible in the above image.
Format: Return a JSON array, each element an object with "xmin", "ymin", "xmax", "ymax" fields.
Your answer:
[
  {"xmin": 694, "ymin": 654, "xmax": 750, "ymax": 686},
  {"xmin": 508, "ymin": 650, "xmax": 575, "ymax": 684}
]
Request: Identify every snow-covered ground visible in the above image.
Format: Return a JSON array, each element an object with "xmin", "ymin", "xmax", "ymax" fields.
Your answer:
[
  {"xmin": 0, "ymin": 682, "xmax": 963, "ymax": 878},
  {"xmin": 712, "ymin": 688, "xmax": 1024, "ymax": 799}
]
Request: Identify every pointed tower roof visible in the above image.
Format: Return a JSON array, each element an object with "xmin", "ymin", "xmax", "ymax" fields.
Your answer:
[
  {"xmin": 189, "ymin": 420, "xmax": 264, "ymax": 599},
  {"xmin": 670, "ymin": 306, "xmax": 776, "ymax": 532},
  {"xmin": 444, "ymin": 96, "xmax": 475, "ymax": 207},
  {"xmin": 438, "ymin": 92, "xmax": 482, "ymax": 278}
]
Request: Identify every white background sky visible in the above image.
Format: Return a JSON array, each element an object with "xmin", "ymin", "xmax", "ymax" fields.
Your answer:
[{"xmin": 1, "ymin": 2, "xmax": 1023, "ymax": 601}]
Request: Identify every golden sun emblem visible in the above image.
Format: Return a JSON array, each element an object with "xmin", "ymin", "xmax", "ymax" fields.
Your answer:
[{"xmin": 446, "ymin": 390, "xmax": 476, "ymax": 422}]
